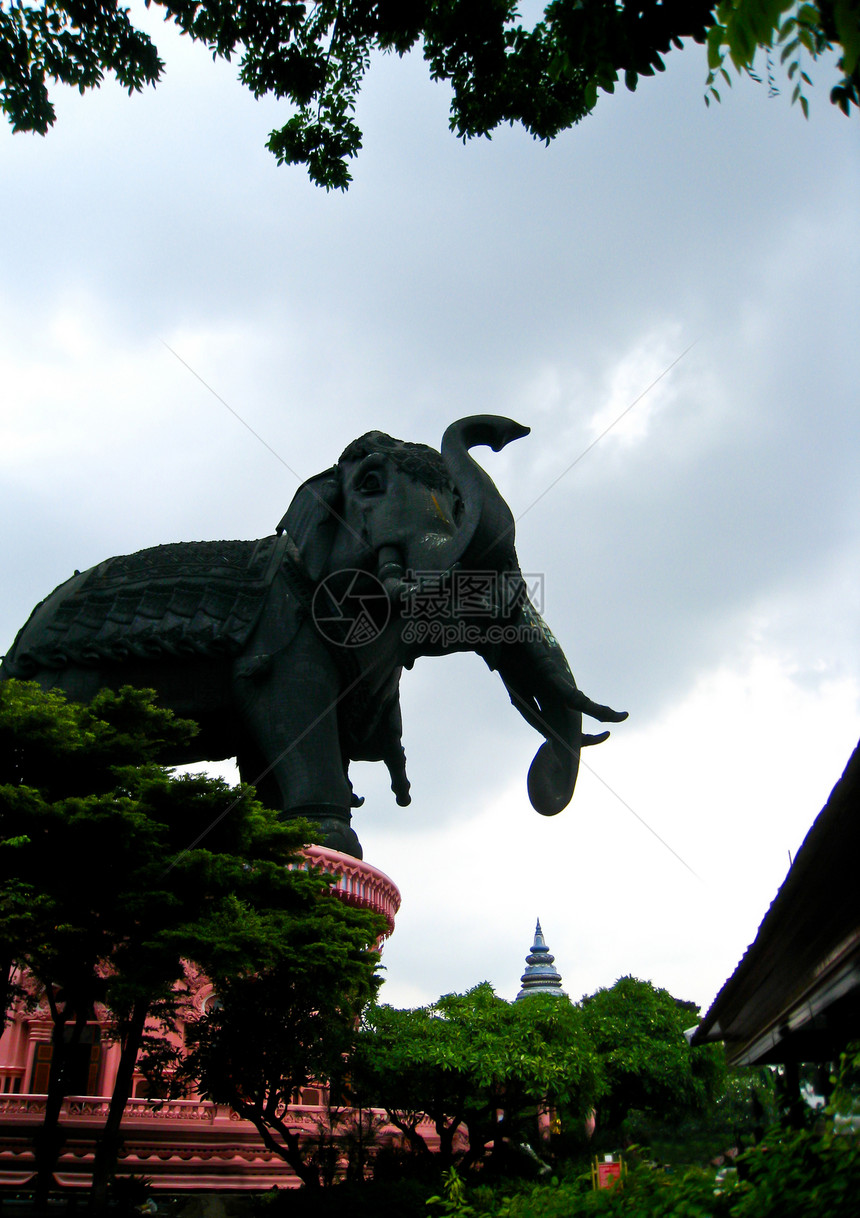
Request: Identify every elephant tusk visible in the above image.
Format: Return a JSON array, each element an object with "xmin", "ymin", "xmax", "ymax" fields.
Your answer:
[{"xmin": 568, "ymin": 691, "xmax": 628, "ymax": 723}]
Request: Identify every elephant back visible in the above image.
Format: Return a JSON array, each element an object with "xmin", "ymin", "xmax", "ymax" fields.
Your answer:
[{"xmin": 4, "ymin": 536, "xmax": 289, "ymax": 676}]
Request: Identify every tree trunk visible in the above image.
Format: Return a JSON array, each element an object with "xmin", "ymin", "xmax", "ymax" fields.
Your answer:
[
  {"xmin": 240, "ymin": 1104, "xmax": 321, "ymax": 1188},
  {"xmin": 88, "ymin": 997, "xmax": 149, "ymax": 1214},
  {"xmin": 435, "ymin": 1109, "xmax": 465, "ymax": 1171},
  {"xmin": 33, "ymin": 1005, "xmax": 87, "ymax": 1212},
  {"xmin": 383, "ymin": 1110, "xmax": 431, "ymax": 1158},
  {"xmin": 457, "ymin": 1107, "xmax": 491, "ymax": 1174}
]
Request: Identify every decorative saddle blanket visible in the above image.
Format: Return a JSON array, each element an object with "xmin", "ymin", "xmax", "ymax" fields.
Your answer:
[{"xmin": 7, "ymin": 536, "xmax": 291, "ymax": 673}]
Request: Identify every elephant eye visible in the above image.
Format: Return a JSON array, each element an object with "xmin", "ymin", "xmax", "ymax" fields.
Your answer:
[{"xmin": 357, "ymin": 470, "xmax": 385, "ymax": 496}]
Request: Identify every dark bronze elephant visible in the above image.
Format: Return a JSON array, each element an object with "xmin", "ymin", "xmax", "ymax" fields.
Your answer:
[{"xmin": 0, "ymin": 416, "xmax": 625, "ymax": 857}]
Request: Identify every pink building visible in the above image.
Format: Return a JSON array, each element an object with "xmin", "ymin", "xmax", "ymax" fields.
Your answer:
[{"xmin": 0, "ymin": 847, "xmax": 408, "ymax": 1193}]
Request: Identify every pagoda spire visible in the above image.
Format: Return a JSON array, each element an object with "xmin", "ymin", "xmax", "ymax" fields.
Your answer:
[{"xmin": 515, "ymin": 917, "xmax": 567, "ymax": 1000}]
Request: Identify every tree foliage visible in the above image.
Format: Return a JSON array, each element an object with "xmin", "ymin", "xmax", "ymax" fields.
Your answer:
[
  {"xmin": 355, "ymin": 983, "xmax": 602, "ymax": 1171},
  {"xmin": 422, "ymin": 1051, "xmax": 860, "ymax": 1212},
  {"xmin": 352, "ymin": 977, "xmax": 741, "ymax": 1177},
  {"xmin": 178, "ymin": 897, "xmax": 385, "ymax": 1187},
  {"xmin": 1, "ymin": 1, "xmax": 857, "ymax": 189},
  {"xmin": 422, "ymin": 1110, "xmax": 860, "ymax": 1216},
  {"xmin": 705, "ymin": 0, "xmax": 860, "ymax": 117},
  {"xmin": 0, "ymin": 678, "xmax": 381, "ymax": 1206},
  {"xmin": 580, "ymin": 975, "xmax": 723, "ymax": 1139}
]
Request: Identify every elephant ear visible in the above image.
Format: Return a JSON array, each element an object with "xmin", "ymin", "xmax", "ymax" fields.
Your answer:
[{"xmin": 276, "ymin": 468, "xmax": 342, "ymax": 582}]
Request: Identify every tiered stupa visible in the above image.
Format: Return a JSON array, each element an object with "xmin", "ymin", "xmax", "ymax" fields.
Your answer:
[{"xmin": 515, "ymin": 918, "xmax": 567, "ymax": 1000}]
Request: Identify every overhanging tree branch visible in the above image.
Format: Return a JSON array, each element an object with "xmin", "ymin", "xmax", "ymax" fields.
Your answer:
[{"xmin": 1, "ymin": 1, "xmax": 857, "ymax": 187}]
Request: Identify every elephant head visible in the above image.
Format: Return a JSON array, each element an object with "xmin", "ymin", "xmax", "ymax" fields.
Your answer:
[
  {"xmin": 277, "ymin": 416, "xmax": 626, "ymax": 820},
  {"xmin": 276, "ymin": 416, "xmax": 526, "ymax": 586}
]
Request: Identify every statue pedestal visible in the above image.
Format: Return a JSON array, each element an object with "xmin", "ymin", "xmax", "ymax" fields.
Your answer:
[{"xmin": 301, "ymin": 844, "xmax": 401, "ymax": 937}]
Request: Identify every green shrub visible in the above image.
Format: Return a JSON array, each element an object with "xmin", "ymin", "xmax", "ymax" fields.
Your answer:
[
  {"xmin": 420, "ymin": 1115, "xmax": 860, "ymax": 1217},
  {"xmin": 731, "ymin": 1119, "xmax": 860, "ymax": 1218}
]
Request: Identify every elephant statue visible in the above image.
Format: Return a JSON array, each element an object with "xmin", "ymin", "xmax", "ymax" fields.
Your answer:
[{"xmin": 0, "ymin": 416, "xmax": 626, "ymax": 858}]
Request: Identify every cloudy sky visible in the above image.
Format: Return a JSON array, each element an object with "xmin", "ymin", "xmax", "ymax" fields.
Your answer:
[{"xmin": 2, "ymin": 9, "xmax": 859, "ymax": 1020}]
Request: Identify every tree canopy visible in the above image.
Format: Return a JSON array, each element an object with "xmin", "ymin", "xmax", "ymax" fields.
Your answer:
[
  {"xmin": 2, "ymin": 1, "xmax": 857, "ymax": 189},
  {"xmin": 580, "ymin": 974, "xmax": 724, "ymax": 1139},
  {"xmin": 354, "ymin": 983, "xmax": 602, "ymax": 1172},
  {"xmin": 179, "ymin": 899, "xmax": 385, "ymax": 1187},
  {"xmin": 0, "ymin": 678, "xmax": 383, "ymax": 1205},
  {"xmin": 351, "ymin": 976, "xmax": 727, "ymax": 1174}
]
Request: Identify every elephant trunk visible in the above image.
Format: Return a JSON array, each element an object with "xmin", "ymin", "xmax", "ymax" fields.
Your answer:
[
  {"xmin": 431, "ymin": 415, "xmax": 530, "ymax": 574},
  {"xmin": 489, "ymin": 588, "xmax": 583, "ymax": 816},
  {"xmin": 431, "ymin": 416, "xmax": 597, "ymax": 814},
  {"xmin": 495, "ymin": 585, "xmax": 626, "ymax": 815},
  {"xmin": 523, "ymin": 659, "xmax": 584, "ymax": 819},
  {"xmin": 377, "ymin": 545, "xmax": 407, "ymax": 600}
]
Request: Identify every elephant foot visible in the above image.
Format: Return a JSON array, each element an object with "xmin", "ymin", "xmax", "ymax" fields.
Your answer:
[
  {"xmin": 319, "ymin": 815, "xmax": 364, "ymax": 859},
  {"xmin": 286, "ymin": 804, "xmax": 363, "ymax": 860}
]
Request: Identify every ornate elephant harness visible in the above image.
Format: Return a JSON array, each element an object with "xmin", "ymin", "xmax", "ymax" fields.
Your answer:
[{"xmin": 4, "ymin": 535, "xmax": 318, "ymax": 678}]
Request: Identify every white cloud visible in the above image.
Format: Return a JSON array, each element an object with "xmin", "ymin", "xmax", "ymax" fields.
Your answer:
[{"xmin": 585, "ymin": 323, "xmax": 685, "ymax": 448}]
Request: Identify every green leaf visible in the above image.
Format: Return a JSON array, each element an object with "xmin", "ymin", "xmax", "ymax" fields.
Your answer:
[
  {"xmin": 834, "ymin": 0, "xmax": 860, "ymax": 74},
  {"xmin": 707, "ymin": 24, "xmax": 727, "ymax": 71}
]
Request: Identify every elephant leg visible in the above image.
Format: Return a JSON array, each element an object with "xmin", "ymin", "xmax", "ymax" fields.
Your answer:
[
  {"xmin": 233, "ymin": 625, "xmax": 363, "ymax": 858},
  {"xmin": 235, "ymin": 741, "xmax": 283, "ymax": 813},
  {"xmin": 347, "ymin": 692, "xmax": 411, "ymax": 808}
]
